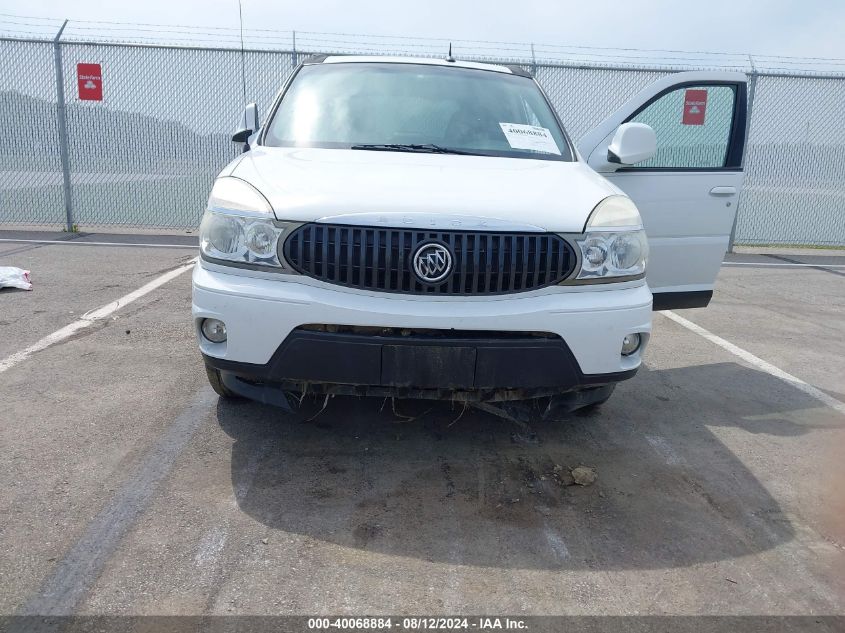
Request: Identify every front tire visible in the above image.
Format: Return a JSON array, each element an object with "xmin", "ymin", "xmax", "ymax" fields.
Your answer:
[
  {"xmin": 543, "ymin": 384, "xmax": 616, "ymax": 419},
  {"xmin": 205, "ymin": 365, "xmax": 241, "ymax": 399},
  {"xmin": 580, "ymin": 384, "xmax": 616, "ymax": 410}
]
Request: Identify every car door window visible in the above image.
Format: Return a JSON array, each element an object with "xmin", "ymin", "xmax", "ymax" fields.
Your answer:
[{"xmin": 626, "ymin": 85, "xmax": 736, "ymax": 169}]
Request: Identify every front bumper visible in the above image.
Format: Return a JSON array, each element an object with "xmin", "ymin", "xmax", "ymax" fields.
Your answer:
[
  {"xmin": 203, "ymin": 327, "xmax": 637, "ymax": 401},
  {"xmin": 192, "ymin": 263, "xmax": 652, "ymax": 397}
]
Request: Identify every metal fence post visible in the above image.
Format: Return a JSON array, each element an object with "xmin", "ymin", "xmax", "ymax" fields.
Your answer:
[
  {"xmin": 727, "ymin": 55, "xmax": 758, "ymax": 253},
  {"xmin": 52, "ymin": 20, "xmax": 74, "ymax": 232},
  {"xmin": 292, "ymin": 30, "xmax": 298, "ymax": 67}
]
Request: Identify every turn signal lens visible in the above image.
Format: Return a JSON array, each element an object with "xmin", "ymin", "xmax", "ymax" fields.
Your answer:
[
  {"xmin": 586, "ymin": 195, "xmax": 642, "ymax": 229},
  {"xmin": 207, "ymin": 177, "xmax": 272, "ymax": 214}
]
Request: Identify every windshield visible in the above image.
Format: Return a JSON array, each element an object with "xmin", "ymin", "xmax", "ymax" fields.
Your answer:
[{"xmin": 263, "ymin": 62, "xmax": 573, "ymax": 161}]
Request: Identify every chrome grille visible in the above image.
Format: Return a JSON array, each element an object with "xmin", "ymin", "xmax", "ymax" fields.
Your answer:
[{"xmin": 283, "ymin": 224, "xmax": 576, "ymax": 295}]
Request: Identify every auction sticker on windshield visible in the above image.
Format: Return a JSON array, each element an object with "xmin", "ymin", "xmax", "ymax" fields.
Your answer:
[{"xmin": 499, "ymin": 123, "xmax": 561, "ymax": 155}]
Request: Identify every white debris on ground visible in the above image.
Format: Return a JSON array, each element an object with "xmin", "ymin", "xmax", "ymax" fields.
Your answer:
[
  {"xmin": 571, "ymin": 466, "xmax": 598, "ymax": 486},
  {"xmin": 0, "ymin": 267, "xmax": 32, "ymax": 291}
]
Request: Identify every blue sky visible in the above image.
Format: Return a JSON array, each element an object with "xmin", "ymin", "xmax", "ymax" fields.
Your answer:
[{"xmin": 11, "ymin": 0, "xmax": 845, "ymax": 60}]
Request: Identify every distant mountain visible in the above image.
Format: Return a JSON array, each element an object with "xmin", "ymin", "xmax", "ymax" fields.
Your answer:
[{"xmin": 0, "ymin": 91, "xmax": 239, "ymax": 173}]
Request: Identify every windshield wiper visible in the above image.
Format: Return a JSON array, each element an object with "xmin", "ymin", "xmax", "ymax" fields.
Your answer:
[{"xmin": 350, "ymin": 143, "xmax": 481, "ymax": 156}]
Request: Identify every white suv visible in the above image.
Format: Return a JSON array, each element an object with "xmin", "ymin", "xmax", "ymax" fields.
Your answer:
[{"xmin": 192, "ymin": 55, "xmax": 747, "ymax": 411}]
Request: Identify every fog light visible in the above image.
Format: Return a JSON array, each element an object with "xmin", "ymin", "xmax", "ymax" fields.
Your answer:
[
  {"xmin": 201, "ymin": 318, "xmax": 227, "ymax": 343},
  {"xmin": 621, "ymin": 333, "xmax": 641, "ymax": 356}
]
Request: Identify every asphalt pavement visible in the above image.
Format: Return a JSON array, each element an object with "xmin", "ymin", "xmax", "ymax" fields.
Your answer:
[{"xmin": 1, "ymin": 231, "xmax": 842, "ymax": 622}]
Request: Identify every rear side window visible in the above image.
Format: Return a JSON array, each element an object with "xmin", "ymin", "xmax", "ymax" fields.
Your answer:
[{"xmin": 626, "ymin": 85, "xmax": 736, "ymax": 169}]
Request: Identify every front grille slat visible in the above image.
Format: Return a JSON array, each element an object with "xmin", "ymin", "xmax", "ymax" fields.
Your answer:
[
  {"xmin": 508, "ymin": 236, "xmax": 517, "ymax": 293},
  {"xmin": 283, "ymin": 223, "xmax": 576, "ymax": 296},
  {"xmin": 372, "ymin": 229, "xmax": 380, "ymax": 289},
  {"xmin": 384, "ymin": 230, "xmax": 393, "ymax": 291},
  {"xmin": 345, "ymin": 227, "xmax": 354, "ymax": 285},
  {"xmin": 320, "ymin": 225, "xmax": 328, "ymax": 277},
  {"xmin": 496, "ymin": 235, "xmax": 505, "ymax": 293},
  {"xmin": 298, "ymin": 226, "xmax": 306, "ymax": 272},
  {"xmin": 555, "ymin": 237, "xmax": 566, "ymax": 280},
  {"xmin": 471, "ymin": 233, "xmax": 480, "ymax": 294},
  {"xmin": 397, "ymin": 230, "xmax": 405, "ymax": 292},
  {"xmin": 332, "ymin": 227, "xmax": 340, "ymax": 281},
  {"xmin": 459, "ymin": 234, "xmax": 468, "ymax": 294},
  {"xmin": 308, "ymin": 225, "xmax": 317, "ymax": 276},
  {"xmin": 519, "ymin": 235, "xmax": 526, "ymax": 290},
  {"xmin": 359, "ymin": 229, "xmax": 367, "ymax": 289},
  {"xmin": 484, "ymin": 233, "xmax": 493, "ymax": 294},
  {"xmin": 450, "ymin": 234, "xmax": 460, "ymax": 294}
]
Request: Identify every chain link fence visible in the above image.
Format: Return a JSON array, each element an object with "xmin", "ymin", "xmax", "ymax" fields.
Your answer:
[
  {"xmin": 0, "ymin": 39, "xmax": 65, "ymax": 225},
  {"xmin": 1, "ymin": 24, "xmax": 844, "ymax": 246},
  {"xmin": 736, "ymin": 74, "xmax": 845, "ymax": 245}
]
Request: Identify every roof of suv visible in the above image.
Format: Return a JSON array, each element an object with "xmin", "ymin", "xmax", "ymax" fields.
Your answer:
[{"xmin": 303, "ymin": 54, "xmax": 532, "ymax": 78}]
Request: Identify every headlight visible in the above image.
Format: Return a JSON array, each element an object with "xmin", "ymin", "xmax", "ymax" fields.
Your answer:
[
  {"xmin": 199, "ymin": 178, "xmax": 294, "ymax": 269},
  {"xmin": 575, "ymin": 196, "xmax": 648, "ymax": 281}
]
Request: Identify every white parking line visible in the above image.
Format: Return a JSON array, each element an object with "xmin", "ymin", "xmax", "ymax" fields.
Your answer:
[
  {"xmin": 0, "ymin": 238, "xmax": 197, "ymax": 249},
  {"xmin": 0, "ymin": 259, "xmax": 196, "ymax": 375},
  {"xmin": 660, "ymin": 310, "xmax": 845, "ymax": 417}
]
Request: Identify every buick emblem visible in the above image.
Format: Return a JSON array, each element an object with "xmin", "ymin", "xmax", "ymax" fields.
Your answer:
[{"xmin": 412, "ymin": 242, "xmax": 453, "ymax": 284}]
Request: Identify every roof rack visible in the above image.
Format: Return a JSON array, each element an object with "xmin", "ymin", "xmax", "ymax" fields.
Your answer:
[
  {"xmin": 302, "ymin": 53, "xmax": 328, "ymax": 64},
  {"xmin": 300, "ymin": 54, "xmax": 531, "ymax": 78},
  {"xmin": 504, "ymin": 64, "xmax": 533, "ymax": 78}
]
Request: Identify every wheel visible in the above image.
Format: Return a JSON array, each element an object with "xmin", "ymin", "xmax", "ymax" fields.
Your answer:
[
  {"xmin": 205, "ymin": 365, "xmax": 241, "ymax": 399},
  {"xmin": 543, "ymin": 384, "xmax": 616, "ymax": 419},
  {"xmin": 576, "ymin": 384, "xmax": 616, "ymax": 412}
]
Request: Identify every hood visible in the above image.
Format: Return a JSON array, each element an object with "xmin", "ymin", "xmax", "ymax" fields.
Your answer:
[{"xmin": 231, "ymin": 147, "xmax": 621, "ymax": 233}]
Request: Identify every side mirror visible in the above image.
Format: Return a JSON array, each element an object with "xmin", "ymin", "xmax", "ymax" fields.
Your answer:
[
  {"xmin": 607, "ymin": 122, "xmax": 656, "ymax": 166},
  {"xmin": 232, "ymin": 102, "xmax": 259, "ymax": 146}
]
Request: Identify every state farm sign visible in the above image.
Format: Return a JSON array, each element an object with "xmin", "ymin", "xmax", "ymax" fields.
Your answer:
[{"xmin": 77, "ymin": 63, "xmax": 103, "ymax": 101}]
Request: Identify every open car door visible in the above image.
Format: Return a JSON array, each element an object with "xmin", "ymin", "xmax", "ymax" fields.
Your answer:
[{"xmin": 577, "ymin": 71, "xmax": 748, "ymax": 310}]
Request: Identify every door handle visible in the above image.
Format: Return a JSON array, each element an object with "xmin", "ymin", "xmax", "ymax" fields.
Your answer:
[{"xmin": 709, "ymin": 186, "xmax": 736, "ymax": 196}]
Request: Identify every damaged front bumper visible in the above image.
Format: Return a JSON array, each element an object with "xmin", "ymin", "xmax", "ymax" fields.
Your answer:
[
  {"xmin": 202, "ymin": 325, "xmax": 637, "ymax": 403},
  {"xmin": 193, "ymin": 262, "xmax": 652, "ymax": 404}
]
